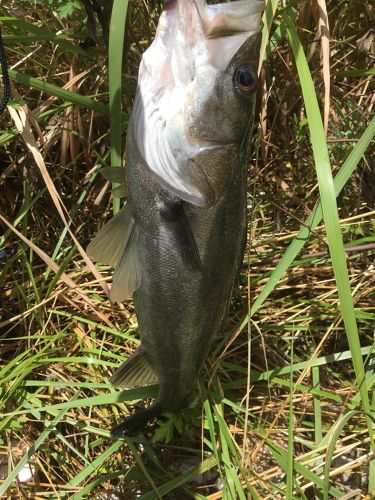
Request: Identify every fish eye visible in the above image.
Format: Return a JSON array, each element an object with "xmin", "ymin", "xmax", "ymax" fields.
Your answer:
[{"xmin": 234, "ymin": 66, "xmax": 257, "ymax": 94}]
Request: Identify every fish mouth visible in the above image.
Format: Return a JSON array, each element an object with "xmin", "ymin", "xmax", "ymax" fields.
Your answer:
[
  {"xmin": 198, "ymin": 0, "xmax": 264, "ymax": 39},
  {"xmin": 197, "ymin": 139, "xmax": 239, "ymax": 150},
  {"xmin": 158, "ymin": 0, "xmax": 263, "ymax": 71},
  {"xmin": 163, "ymin": 0, "xmax": 264, "ymax": 39}
]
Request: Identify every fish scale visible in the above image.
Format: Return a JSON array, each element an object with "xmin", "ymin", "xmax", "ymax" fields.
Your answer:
[{"xmin": 87, "ymin": 0, "xmax": 263, "ymax": 437}]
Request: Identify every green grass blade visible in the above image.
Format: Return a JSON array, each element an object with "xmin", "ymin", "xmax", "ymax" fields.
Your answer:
[
  {"xmin": 4, "ymin": 386, "xmax": 158, "ymax": 417},
  {"xmin": 335, "ymin": 69, "xmax": 375, "ymax": 77},
  {"xmin": 369, "ymin": 459, "xmax": 375, "ymax": 493},
  {"xmin": 71, "ymin": 472, "xmax": 127, "ymax": 500},
  {"xmin": 127, "ymin": 439, "xmax": 162, "ymax": 499},
  {"xmin": 371, "ymin": 382, "xmax": 375, "ymax": 494},
  {"xmin": 12, "ymin": 387, "xmax": 111, "ymax": 438},
  {"xmin": 213, "ymin": 406, "xmax": 257, "ymax": 498},
  {"xmin": 8, "ymin": 69, "xmax": 109, "ymax": 115},
  {"xmin": 312, "ymin": 367, "xmax": 323, "ymax": 444},
  {"xmin": 322, "ymin": 411, "xmax": 358, "ymax": 500},
  {"xmin": 108, "ymin": 0, "xmax": 129, "ymax": 214},
  {"xmin": 312, "ymin": 366, "xmax": 324, "ymax": 476},
  {"xmin": 49, "ymin": 309, "xmax": 139, "ymax": 343},
  {"xmin": 203, "ymin": 399, "xmax": 224, "ymax": 483},
  {"xmin": 0, "ymin": 16, "xmax": 87, "ymax": 55},
  {"xmin": 228, "ymin": 344, "xmax": 375, "ymax": 383},
  {"xmin": 286, "ymin": 339, "xmax": 294, "ymax": 499},
  {"xmin": 266, "ymin": 438, "xmax": 343, "ymax": 498},
  {"xmin": 0, "ymin": 403, "xmax": 74, "ymax": 496},
  {"xmin": 284, "ymin": 15, "xmax": 374, "ymax": 450},
  {"xmin": 259, "ymin": 0, "xmax": 279, "ymax": 65},
  {"xmin": 139, "ymin": 455, "xmax": 217, "ymax": 499},
  {"xmin": 3, "ymin": 33, "xmax": 80, "ymax": 42},
  {"xmin": 251, "ymin": 113, "xmax": 375, "ymax": 317},
  {"xmin": 69, "ymin": 440, "xmax": 123, "ymax": 487},
  {"xmin": 1, "ymin": 2, "xmax": 373, "ymax": 497}
]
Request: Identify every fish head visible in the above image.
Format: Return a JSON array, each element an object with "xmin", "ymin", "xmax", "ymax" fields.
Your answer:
[{"xmin": 133, "ymin": 0, "xmax": 264, "ymax": 206}]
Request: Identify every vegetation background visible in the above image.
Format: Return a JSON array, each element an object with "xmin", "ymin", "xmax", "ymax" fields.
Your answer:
[{"xmin": 0, "ymin": 0, "xmax": 374, "ymax": 497}]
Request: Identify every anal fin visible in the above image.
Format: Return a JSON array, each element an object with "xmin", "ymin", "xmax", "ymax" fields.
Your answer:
[{"xmin": 110, "ymin": 347, "xmax": 158, "ymax": 389}]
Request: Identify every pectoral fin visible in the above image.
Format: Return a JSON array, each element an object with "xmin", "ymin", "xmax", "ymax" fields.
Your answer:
[
  {"xmin": 159, "ymin": 203, "xmax": 202, "ymax": 270},
  {"xmin": 101, "ymin": 166, "xmax": 126, "ymax": 184},
  {"xmin": 112, "ymin": 184, "xmax": 127, "ymax": 198},
  {"xmin": 110, "ymin": 347, "xmax": 158, "ymax": 389}
]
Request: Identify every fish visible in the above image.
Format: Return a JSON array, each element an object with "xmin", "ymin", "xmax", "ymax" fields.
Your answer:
[{"xmin": 87, "ymin": 0, "xmax": 263, "ymax": 438}]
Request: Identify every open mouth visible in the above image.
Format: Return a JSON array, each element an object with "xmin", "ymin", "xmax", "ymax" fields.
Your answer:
[
  {"xmin": 196, "ymin": 0, "xmax": 264, "ymax": 39},
  {"xmin": 164, "ymin": 0, "xmax": 245, "ymax": 4},
  {"xmin": 157, "ymin": 0, "xmax": 263, "ymax": 69},
  {"xmin": 206, "ymin": 0, "xmax": 244, "ymax": 3}
]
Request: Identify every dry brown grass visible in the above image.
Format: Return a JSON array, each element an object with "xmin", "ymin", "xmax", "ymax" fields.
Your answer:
[{"xmin": 0, "ymin": 0, "xmax": 374, "ymax": 497}]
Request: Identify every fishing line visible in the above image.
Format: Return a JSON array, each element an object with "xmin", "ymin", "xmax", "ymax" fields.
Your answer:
[{"xmin": 0, "ymin": 29, "xmax": 10, "ymax": 114}]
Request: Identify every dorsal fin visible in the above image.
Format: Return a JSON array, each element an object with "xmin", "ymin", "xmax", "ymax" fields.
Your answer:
[
  {"xmin": 87, "ymin": 203, "xmax": 142, "ymax": 302},
  {"xmin": 87, "ymin": 204, "xmax": 132, "ymax": 266},
  {"xmin": 110, "ymin": 228, "xmax": 142, "ymax": 303}
]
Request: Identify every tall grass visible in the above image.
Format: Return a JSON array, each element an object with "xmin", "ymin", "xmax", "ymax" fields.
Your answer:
[
  {"xmin": 108, "ymin": 0, "xmax": 129, "ymax": 214},
  {"xmin": 0, "ymin": 0, "xmax": 374, "ymax": 497}
]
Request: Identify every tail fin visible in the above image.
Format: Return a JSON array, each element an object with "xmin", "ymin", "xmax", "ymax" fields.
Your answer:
[{"xmin": 111, "ymin": 402, "xmax": 162, "ymax": 439}]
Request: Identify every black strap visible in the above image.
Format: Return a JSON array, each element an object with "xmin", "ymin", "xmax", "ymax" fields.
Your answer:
[{"xmin": 0, "ymin": 29, "xmax": 10, "ymax": 114}]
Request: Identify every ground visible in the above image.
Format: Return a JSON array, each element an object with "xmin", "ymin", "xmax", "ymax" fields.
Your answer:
[{"xmin": 0, "ymin": 0, "xmax": 374, "ymax": 498}]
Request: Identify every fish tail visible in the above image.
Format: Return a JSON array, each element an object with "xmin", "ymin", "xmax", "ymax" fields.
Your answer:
[
  {"xmin": 110, "ymin": 390, "xmax": 191, "ymax": 439},
  {"xmin": 110, "ymin": 402, "xmax": 162, "ymax": 439}
]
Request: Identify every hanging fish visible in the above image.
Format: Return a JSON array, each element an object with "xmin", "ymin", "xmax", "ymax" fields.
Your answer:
[{"xmin": 87, "ymin": 0, "xmax": 263, "ymax": 438}]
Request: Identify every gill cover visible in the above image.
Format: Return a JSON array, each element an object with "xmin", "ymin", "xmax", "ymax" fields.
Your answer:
[{"xmin": 133, "ymin": 0, "xmax": 263, "ymax": 207}]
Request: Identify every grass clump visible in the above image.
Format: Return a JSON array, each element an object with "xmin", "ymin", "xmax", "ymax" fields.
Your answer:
[{"xmin": 0, "ymin": 0, "xmax": 374, "ymax": 497}]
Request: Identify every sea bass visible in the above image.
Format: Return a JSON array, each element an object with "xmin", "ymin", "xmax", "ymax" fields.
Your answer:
[{"xmin": 88, "ymin": 0, "xmax": 263, "ymax": 438}]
